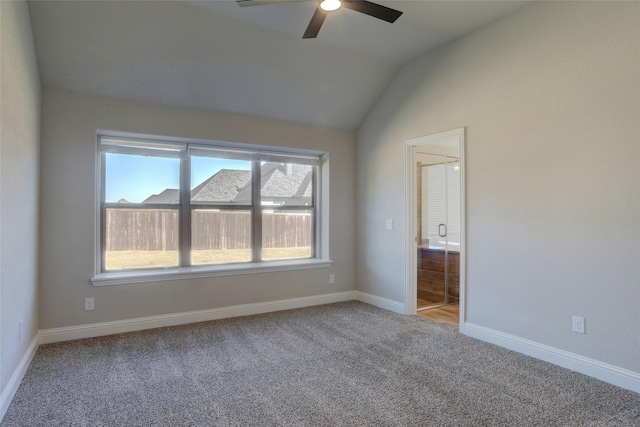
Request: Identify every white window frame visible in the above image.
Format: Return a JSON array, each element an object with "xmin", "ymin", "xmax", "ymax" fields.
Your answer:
[{"xmin": 92, "ymin": 133, "xmax": 331, "ymax": 286}]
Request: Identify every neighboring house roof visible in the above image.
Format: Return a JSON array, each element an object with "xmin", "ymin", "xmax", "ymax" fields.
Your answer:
[
  {"xmin": 191, "ymin": 169, "xmax": 251, "ymax": 203},
  {"xmin": 233, "ymin": 162, "xmax": 279, "ymax": 202},
  {"xmin": 257, "ymin": 164, "xmax": 312, "ymax": 201},
  {"xmin": 142, "ymin": 188, "xmax": 180, "ymax": 204},
  {"xmin": 141, "ymin": 162, "xmax": 312, "ymax": 205}
]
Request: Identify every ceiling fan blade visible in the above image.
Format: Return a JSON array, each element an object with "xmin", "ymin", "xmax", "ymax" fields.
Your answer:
[
  {"xmin": 303, "ymin": 7, "xmax": 328, "ymax": 39},
  {"xmin": 237, "ymin": 0, "xmax": 308, "ymax": 7},
  {"xmin": 341, "ymin": 1, "xmax": 403, "ymax": 23}
]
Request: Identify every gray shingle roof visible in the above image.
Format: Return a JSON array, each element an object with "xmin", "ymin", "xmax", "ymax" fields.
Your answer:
[
  {"xmin": 141, "ymin": 163, "xmax": 312, "ymax": 205},
  {"xmin": 259, "ymin": 164, "xmax": 312, "ymax": 201},
  {"xmin": 191, "ymin": 169, "xmax": 251, "ymax": 203},
  {"xmin": 142, "ymin": 188, "xmax": 180, "ymax": 204}
]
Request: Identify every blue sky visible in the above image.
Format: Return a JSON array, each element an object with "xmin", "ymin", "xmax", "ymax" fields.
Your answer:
[{"xmin": 105, "ymin": 153, "xmax": 250, "ymax": 203}]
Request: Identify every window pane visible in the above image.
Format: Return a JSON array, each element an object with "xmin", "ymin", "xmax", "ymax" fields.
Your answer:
[
  {"xmin": 105, "ymin": 153, "xmax": 180, "ymax": 204},
  {"xmin": 191, "ymin": 157, "xmax": 252, "ymax": 205},
  {"xmin": 262, "ymin": 209, "xmax": 313, "ymax": 260},
  {"xmin": 104, "ymin": 208, "xmax": 179, "ymax": 270},
  {"xmin": 260, "ymin": 162, "xmax": 313, "ymax": 207},
  {"xmin": 191, "ymin": 210, "xmax": 251, "ymax": 265}
]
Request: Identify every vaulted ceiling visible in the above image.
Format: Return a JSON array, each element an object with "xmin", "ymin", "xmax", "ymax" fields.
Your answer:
[{"xmin": 27, "ymin": 0, "xmax": 531, "ymax": 130}]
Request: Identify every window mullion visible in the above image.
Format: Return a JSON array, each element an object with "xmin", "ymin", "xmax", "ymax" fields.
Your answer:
[
  {"xmin": 180, "ymin": 154, "xmax": 191, "ymax": 267},
  {"xmin": 100, "ymin": 151, "xmax": 107, "ymax": 273},
  {"xmin": 252, "ymin": 161, "xmax": 262, "ymax": 262},
  {"xmin": 312, "ymin": 165, "xmax": 318, "ymax": 259}
]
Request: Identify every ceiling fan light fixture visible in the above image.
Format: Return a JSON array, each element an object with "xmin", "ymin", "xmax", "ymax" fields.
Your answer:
[
  {"xmin": 237, "ymin": 0, "xmax": 403, "ymax": 39},
  {"xmin": 320, "ymin": 0, "xmax": 341, "ymax": 12}
]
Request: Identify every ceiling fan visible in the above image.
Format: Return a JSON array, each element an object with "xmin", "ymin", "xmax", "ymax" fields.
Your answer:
[{"xmin": 236, "ymin": 0, "xmax": 403, "ymax": 39}]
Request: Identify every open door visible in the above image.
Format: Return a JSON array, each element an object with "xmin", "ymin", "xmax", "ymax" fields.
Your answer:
[
  {"xmin": 416, "ymin": 153, "xmax": 460, "ymax": 310},
  {"xmin": 405, "ymin": 128, "xmax": 465, "ymax": 330}
]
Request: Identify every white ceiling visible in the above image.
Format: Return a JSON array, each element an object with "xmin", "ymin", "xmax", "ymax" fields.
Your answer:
[{"xmin": 27, "ymin": 0, "xmax": 532, "ymax": 130}]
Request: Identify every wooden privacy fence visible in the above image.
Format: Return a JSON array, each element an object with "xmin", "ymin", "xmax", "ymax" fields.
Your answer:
[{"xmin": 105, "ymin": 209, "xmax": 311, "ymax": 251}]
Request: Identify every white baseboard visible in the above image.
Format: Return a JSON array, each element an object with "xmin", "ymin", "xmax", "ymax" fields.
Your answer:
[
  {"xmin": 356, "ymin": 291, "xmax": 405, "ymax": 314},
  {"xmin": 0, "ymin": 334, "xmax": 39, "ymax": 422},
  {"xmin": 39, "ymin": 291, "xmax": 357, "ymax": 345},
  {"xmin": 464, "ymin": 322, "xmax": 640, "ymax": 394}
]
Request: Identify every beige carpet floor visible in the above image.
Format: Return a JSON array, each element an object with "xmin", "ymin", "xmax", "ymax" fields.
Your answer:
[{"xmin": 2, "ymin": 301, "xmax": 639, "ymax": 426}]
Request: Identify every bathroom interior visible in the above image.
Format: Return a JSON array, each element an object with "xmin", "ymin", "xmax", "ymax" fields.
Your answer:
[{"xmin": 415, "ymin": 146, "xmax": 461, "ymax": 325}]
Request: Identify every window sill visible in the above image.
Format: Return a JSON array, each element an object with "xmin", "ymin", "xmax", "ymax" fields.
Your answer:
[{"xmin": 91, "ymin": 258, "xmax": 333, "ymax": 286}]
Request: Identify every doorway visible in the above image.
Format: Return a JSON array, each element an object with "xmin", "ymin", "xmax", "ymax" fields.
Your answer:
[
  {"xmin": 405, "ymin": 129, "xmax": 465, "ymax": 330},
  {"xmin": 416, "ymin": 153, "xmax": 460, "ymax": 309}
]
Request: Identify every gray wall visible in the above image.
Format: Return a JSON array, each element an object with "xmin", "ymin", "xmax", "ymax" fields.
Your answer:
[
  {"xmin": 356, "ymin": 1, "xmax": 640, "ymax": 372},
  {"xmin": 40, "ymin": 89, "xmax": 356, "ymax": 329},
  {"xmin": 0, "ymin": 0, "xmax": 41, "ymax": 395}
]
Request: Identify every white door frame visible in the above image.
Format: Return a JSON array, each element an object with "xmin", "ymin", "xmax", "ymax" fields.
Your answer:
[{"xmin": 405, "ymin": 128, "xmax": 466, "ymax": 332}]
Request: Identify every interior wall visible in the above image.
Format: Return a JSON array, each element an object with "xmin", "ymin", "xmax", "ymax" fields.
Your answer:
[
  {"xmin": 356, "ymin": 1, "xmax": 640, "ymax": 372},
  {"xmin": 39, "ymin": 89, "xmax": 356, "ymax": 329},
  {"xmin": 0, "ymin": 0, "xmax": 41, "ymax": 396}
]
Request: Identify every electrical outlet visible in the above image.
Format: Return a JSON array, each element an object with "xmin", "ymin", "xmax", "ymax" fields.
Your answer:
[
  {"xmin": 329, "ymin": 274, "xmax": 335, "ymax": 284},
  {"xmin": 572, "ymin": 316, "xmax": 585, "ymax": 334},
  {"xmin": 19, "ymin": 321, "xmax": 23, "ymax": 341},
  {"xmin": 85, "ymin": 297, "xmax": 95, "ymax": 311},
  {"xmin": 385, "ymin": 219, "xmax": 393, "ymax": 230}
]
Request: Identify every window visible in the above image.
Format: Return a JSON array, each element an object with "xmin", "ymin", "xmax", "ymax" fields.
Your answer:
[{"xmin": 98, "ymin": 135, "xmax": 322, "ymax": 275}]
